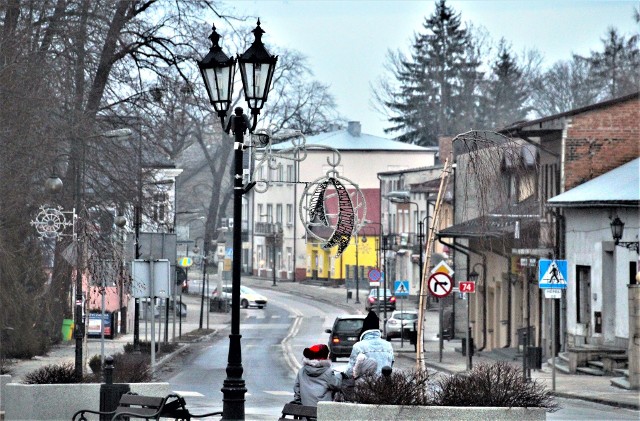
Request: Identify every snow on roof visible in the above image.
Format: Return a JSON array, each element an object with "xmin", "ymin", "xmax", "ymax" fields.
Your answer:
[{"xmin": 548, "ymin": 158, "xmax": 640, "ymax": 206}]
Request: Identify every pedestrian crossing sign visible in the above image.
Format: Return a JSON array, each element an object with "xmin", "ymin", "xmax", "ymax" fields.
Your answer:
[
  {"xmin": 538, "ymin": 259, "xmax": 568, "ymax": 289},
  {"xmin": 394, "ymin": 280, "xmax": 409, "ymax": 297}
]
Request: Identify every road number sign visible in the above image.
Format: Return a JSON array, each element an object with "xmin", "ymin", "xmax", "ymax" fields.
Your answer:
[
  {"xmin": 459, "ymin": 281, "xmax": 476, "ymax": 293},
  {"xmin": 427, "ymin": 272, "xmax": 453, "ymax": 298}
]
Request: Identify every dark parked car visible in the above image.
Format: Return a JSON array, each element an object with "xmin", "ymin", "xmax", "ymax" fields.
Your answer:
[
  {"xmin": 325, "ymin": 315, "xmax": 366, "ymax": 362},
  {"xmin": 365, "ymin": 288, "xmax": 396, "ymax": 312}
]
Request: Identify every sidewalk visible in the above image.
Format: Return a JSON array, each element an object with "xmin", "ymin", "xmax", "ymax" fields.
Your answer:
[
  {"xmin": 4, "ymin": 276, "xmax": 639, "ymax": 411},
  {"xmin": 6, "ymin": 292, "xmax": 229, "ymax": 383}
]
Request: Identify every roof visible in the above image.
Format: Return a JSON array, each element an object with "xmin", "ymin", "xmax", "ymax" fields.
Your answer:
[
  {"xmin": 500, "ymin": 92, "xmax": 639, "ymax": 135},
  {"xmin": 272, "ymin": 124, "xmax": 437, "ymax": 152},
  {"xmin": 437, "ymin": 196, "xmax": 539, "ymax": 239},
  {"xmin": 547, "ymin": 158, "xmax": 640, "ymax": 208}
]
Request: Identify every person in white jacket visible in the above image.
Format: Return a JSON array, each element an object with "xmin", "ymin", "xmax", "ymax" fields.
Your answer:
[
  {"xmin": 293, "ymin": 344, "xmax": 342, "ymax": 407},
  {"xmin": 345, "ymin": 311, "xmax": 394, "ymax": 377}
]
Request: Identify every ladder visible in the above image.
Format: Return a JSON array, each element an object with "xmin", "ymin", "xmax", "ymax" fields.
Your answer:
[{"xmin": 416, "ymin": 157, "xmax": 453, "ymax": 371}]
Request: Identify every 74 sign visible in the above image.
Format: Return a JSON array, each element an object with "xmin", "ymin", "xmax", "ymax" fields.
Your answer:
[{"xmin": 459, "ymin": 281, "xmax": 476, "ymax": 293}]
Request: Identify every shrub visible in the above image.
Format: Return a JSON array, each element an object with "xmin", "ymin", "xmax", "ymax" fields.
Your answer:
[
  {"xmin": 434, "ymin": 362, "xmax": 558, "ymax": 410},
  {"xmin": 0, "ymin": 356, "xmax": 13, "ymax": 375},
  {"xmin": 123, "ymin": 341, "xmax": 179, "ymax": 355},
  {"xmin": 110, "ymin": 352, "xmax": 152, "ymax": 383},
  {"xmin": 338, "ymin": 369, "xmax": 434, "ymax": 406},
  {"xmin": 23, "ymin": 362, "xmax": 81, "ymax": 384},
  {"xmin": 88, "ymin": 354, "xmax": 102, "ymax": 374}
]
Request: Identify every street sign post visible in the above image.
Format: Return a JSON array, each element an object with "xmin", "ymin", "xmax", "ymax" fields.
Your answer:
[
  {"xmin": 369, "ymin": 268, "xmax": 382, "ymax": 288},
  {"xmin": 459, "ymin": 281, "xmax": 476, "ymax": 294},
  {"xmin": 394, "ymin": 280, "xmax": 409, "ymax": 297},
  {"xmin": 427, "ymin": 272, "xmax": 453, "ymax": 298},
  {"xmin": 539, "ymin": 259, "xmax": 568, "ymax": 289}
]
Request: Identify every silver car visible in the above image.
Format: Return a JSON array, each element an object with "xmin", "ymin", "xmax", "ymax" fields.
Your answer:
[{"xmin": 384, "ymin": 310, "xmax": 419, "ymax": 340}]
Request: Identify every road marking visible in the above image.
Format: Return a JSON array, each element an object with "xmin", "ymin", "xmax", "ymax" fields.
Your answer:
[
  {"xmin": 264, "ymin": 391, "xmax": 295, "ymax": 396},
  {"xmin": 172, "ymin": 391, "xmax": 204, "ymax": 397}
]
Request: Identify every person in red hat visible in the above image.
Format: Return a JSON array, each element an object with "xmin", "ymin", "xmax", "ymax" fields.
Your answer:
[{"xmin": 293, "ymin": 343, "xmax": 341, "ymax": 407}]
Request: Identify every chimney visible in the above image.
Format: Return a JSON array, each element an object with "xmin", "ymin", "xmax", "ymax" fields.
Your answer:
[{"xmin": 347, "ymin": 121, "xmax": 361, "ymax": 137}]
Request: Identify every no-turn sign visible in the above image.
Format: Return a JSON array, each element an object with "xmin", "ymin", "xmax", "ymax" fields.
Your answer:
[{"xmin": 428, "ymin": 272, "xmax": 453, "ymax": 298}]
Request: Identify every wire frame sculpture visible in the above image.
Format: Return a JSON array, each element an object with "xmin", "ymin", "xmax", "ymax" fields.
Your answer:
[{"xmin": 30, "ymin": 206, "xmax": 76, "ymax": 240}]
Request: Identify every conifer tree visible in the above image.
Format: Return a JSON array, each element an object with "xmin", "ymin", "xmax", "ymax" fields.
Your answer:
[{"xmin": 381, "ymin": 0, "xmax": 482, "ymax": 146}]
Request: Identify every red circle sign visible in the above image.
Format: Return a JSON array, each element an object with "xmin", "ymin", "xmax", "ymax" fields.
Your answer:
[
  {"xmin": 428, "ymin": 272, "xmax": 453, "ymax": 298},
  {"xmin": 368, "ymin": 268, "xmax": 382, "ymax": 282}
]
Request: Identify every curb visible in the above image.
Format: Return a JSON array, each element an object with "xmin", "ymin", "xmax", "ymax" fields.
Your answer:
[
  {"xmin": 551, "ymin": 391, "xmax": 640, "ymax": 411},
  {"xmin": 153, "ymin": 330, "xmax": 220, "ymax": 373}
]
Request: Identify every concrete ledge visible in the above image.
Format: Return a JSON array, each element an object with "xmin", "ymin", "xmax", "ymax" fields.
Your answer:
[
  {"xmin": 4, "ymin": 382, "xmax": 170, "ymax": 420},
  {"xmin": 317, "ymin": 401, "xmax": 547, "ymax": 421},
  {"xmin": 0, "ymin": 375, "xmax": 10, "ymax": 412}
]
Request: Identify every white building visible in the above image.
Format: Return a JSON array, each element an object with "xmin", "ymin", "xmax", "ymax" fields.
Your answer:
[{"xmin": 251, "ymin": 122, "xmax": 437, "ymax": 281}]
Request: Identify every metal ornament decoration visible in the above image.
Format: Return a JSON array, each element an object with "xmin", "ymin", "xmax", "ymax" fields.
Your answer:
[
  {"xmin": 299, "ymin": 155, "xmax": 366, "ymax": 257},
  {"xmin": 30, "ymin": 206, "xmax": 76, "ymax": 239},
  {"xmin": 246, "ymin": 128, "xmax": 367, "ymax": 257}
]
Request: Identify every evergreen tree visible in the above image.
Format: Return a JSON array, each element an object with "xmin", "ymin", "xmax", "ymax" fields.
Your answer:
[
  {"xmin": 584, "ymin": 28, "xmax": 639, "ymax": 99},
  {"xmin": 382, "ymin": 0, "xmax": 481, "ymax": 146},
  {"xmin": 480, "ymin": 39, "xmax": 531, "ymax": 128}
]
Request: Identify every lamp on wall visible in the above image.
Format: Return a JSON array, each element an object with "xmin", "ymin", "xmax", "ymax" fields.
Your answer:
[{"xmin": 610, "ymin": 216, "xmax": 639, "ymax": 253}]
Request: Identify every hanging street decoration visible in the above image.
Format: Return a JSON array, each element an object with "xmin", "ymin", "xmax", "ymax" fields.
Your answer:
[
  {"xmin": 247, "ymin": 128, "xmax": 366, "ymax": 257},
  {"xmin": 30, "ymin": 205, "xmax": 76, "ymax": 240}
]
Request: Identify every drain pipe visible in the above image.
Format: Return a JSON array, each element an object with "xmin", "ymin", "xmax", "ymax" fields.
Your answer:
[{"xmin": 438, "ymin": 238, "xmax": 487, "ymax": 351}]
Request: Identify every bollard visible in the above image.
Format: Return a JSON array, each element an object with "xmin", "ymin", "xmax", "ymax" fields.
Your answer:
[
  {"xmin": 381, "ymin": 366, "xmax": 392, "ymax": 377},
  {"xmin": 99, "ymin": 356, "xmax": 130, "ymax": 421}
]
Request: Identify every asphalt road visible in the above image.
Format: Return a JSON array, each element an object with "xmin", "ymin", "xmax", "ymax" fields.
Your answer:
[{"xmin": 158, "ymin": 284, "xmax": 352, "ymax": 419}]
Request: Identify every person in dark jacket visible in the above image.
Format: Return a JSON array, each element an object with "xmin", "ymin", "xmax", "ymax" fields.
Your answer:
[
  {"xmin": 345, "ymin": 311, "xmax": 394, "ymax": 377},
  {"xmin": 293, "ymin": 343, "xmax": 341, "ymax": 407}
]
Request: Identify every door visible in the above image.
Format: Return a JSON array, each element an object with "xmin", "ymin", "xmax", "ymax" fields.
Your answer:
[{"xmin": 576, "ymin": 265, "xmax": 591, "ymax": 340}]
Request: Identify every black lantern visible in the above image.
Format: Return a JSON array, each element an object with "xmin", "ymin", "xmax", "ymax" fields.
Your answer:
[
  {"xmin": 610, "ymin": 216, "xmax": 624, "ymax": 244},
  {"xmin": 197, "ymin": 24, "xmax": 236, "ymax": 127},
  {"xmin": 610, "ymin": 216, "xmax": 639, "ymax": 253},
  {"xmin": 468, "ymin": 268, "xmax": 479, "ymax": 283},
  {"xmin": 237, "ymin": 20, "xmax": 278, "ymax": 123}
]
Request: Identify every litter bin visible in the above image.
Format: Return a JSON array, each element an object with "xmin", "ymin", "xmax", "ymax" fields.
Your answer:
[
  {"xmin": 527, "ymin": 346, "xmax": 542, "ymax": 369},
  {"xmin": 461, "ymin": 337, "xmax": 474, "ymax": 357},
  {"xmin": 347, "ymin": 291, "xmax": 353, "ymax": 300},
  {"xmin": 61, "ymin": 319, "xmax": 74, "ymax": 341}
]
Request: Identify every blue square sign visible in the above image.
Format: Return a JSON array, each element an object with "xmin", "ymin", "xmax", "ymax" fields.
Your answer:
[
  {"xmin": 538, "ymin": 259, "xmax": 568, "ymax": 289},
  {"xmin": 394, "ymin": 280, "xmax": 410, "ymax": 297}
]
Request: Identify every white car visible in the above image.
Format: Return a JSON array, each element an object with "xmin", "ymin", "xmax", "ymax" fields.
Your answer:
[
  {"xmin": 384, "ymin": 310, "xmax": 419, "ymax": 340},
  {"xmin": 211, "ymin": 285, "xmax": 268, "ymax": 309}
]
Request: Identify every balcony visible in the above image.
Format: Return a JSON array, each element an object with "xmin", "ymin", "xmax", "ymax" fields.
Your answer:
[{"xmin": 255, "ymin": 222, "xmax": 282, "ymax": 236}]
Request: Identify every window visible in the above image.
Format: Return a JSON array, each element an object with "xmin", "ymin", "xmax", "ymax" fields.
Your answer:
[
  {"xmin": 287, "ymin": 165, "xmax": 294, "ymax": 182},
  {"xmin": 257, "ymin": 204, "xmax": 263, "ymax": 221},
  {"xmin": 277, "ymin": 165, "xmax": 283, "ymax": 182},
  {"xmin": 286, "ymin": 204, "xmax": 293, "ymax": 224},
  {"xmin": 152, "ymin": 192, "xmax": 169, "ymax": 223},
  {"xmin": 266, "ymin": 204, "xmax": 273, "ymax": 222},
  {"xmin": 276, "ymin": 204, "xmax": 283, "ymax": 224}
]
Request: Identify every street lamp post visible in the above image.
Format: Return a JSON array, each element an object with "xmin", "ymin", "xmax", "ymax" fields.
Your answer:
[
  {"xmin": 198, "ymin": 21, "xmax": 277, "ymax": 420},
  {"xmin": 468, "ymin": 263, "xmax": 484, "ymax": 370}
]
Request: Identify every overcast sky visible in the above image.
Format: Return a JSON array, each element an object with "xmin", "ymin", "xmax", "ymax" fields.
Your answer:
[{"xmin": 228, "ymin": 1, "xmax": 638, "ymax": 138}]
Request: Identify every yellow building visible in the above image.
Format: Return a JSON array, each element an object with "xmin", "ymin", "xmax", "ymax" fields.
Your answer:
[{"xmin": 306, "ymin": 235, "xmax": 379, "ymax": 283}]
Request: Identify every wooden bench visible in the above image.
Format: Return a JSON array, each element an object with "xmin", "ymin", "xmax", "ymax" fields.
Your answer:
[
  {"xmin": 72, "ymin": 393, "xmax": 222, "ymax": 421},
  {"xmin": 278, "ymin": 402, "xmax": 317, "ymax": 420}
]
